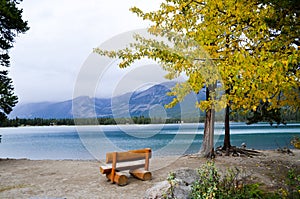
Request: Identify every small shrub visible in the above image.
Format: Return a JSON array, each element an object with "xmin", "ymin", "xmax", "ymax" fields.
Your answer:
[
  {"xmin": 281, "ymin": 168, "xmax": 300, "ymax": 198},
  {"xmin": 191, "ymin": 161, "xmax": 220, "ymax": 199},
  {"xmin": 291, "ymin": 136, "xmax": 300, "ymax": 149},
  {"xmin": 167, "ymin": 172, "xmax": 176, "ymax": 181},
  {"xmin": 163, "ymin": 172, "xmax": 177, "ymax": 199},
  {"xmin": 190, "ymin": 161, "xmax": 265, "ymax": 199}
]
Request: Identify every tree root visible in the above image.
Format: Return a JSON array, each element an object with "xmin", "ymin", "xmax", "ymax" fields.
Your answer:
[
  {"xmin": 276, "ymin": 147, "xmax": 294, "ymax": 155},
  {"xmin": 204, "ymin": 149, "xmax": 216, "ymax": 159},
  {"xmin": 215, "ymin": 146, "xmax": 262, "ymax": 157}
]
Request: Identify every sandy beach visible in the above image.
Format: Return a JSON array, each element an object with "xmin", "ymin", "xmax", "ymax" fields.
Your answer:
[{"xmin": 0, "ymin": 150, "xmax": 299, "ymax": 198}]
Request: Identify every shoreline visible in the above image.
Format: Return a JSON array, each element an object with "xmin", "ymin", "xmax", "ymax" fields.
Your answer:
[
  {"xmin": 1, "ymin": 149, "xmax": 299, "ymax": 198},
  {"xmin": 2, "ymin": 121, "xmax": 300, "ymax": 128}
]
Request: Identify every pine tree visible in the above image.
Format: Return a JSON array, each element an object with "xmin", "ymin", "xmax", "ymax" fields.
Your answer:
[{"xmin": 0, "ymin": 0, "xmax": 29, "ymax": 120}]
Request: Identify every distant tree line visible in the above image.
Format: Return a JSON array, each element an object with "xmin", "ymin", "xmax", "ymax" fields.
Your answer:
[
  {"xmin": 0, "ymin": 109, "xmax": 299, "ymax": 127},
  {"xmin": 0, "ymin": 116, "xmax": 205, "ymax": 127},
  {"xmin": 0, "ymin": 117, "xmax": 75, "ymax": 127}
]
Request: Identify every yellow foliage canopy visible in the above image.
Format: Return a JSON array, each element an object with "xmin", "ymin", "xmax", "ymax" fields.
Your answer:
[{"xmin": 94, "ymin": 0, "xmax": 299, "ymax": 113}]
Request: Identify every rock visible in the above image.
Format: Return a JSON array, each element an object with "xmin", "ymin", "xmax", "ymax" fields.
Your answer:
[
  {"xmin": 241, "ymin": 143, "xmax": 246, "ymax": 149},
  {"xmin": 172, "ymin": 167, "xmax": 199, "ymax": 185},
  {"xmin": 144, "ymin": 180, "xmax": 170, "ymax": 199},
  {"xmin": 144, "ymin": 168, "xmax": 199, "ymax": 199},
  {"xmin": 173, "ymin": 179, "xmax": 192, "ymax": 199}
]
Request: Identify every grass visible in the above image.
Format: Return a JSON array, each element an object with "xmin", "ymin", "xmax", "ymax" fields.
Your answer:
[{"xmin": 0, "ymin": 184, "xmax": 28, "ymax": 193}]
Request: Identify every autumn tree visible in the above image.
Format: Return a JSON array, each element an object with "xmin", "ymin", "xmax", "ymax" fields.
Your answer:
[
  {"xmin": 221, "ymin": 0, "xmax": 300, "ymax": 151},
  {"xmin": 0, "ymin": 0, "xmax": 29, "ymax": 121},
  {"xmin": 243, "ymin": 0, "xmax": 300, "ymax": 127},
  {"xmin": 95, "ymin": 0, "xmax": 299, "ymax": 157}
]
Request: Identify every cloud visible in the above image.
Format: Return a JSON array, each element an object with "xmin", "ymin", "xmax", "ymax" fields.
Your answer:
[{"xmin": 9, "ymin": 0, "xmax": 163, "ymax": 103}]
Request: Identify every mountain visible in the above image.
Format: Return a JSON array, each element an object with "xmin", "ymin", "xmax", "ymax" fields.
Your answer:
[{"xmin": 9, "ymin": 82, "xmax": 205, "ymax": 119}]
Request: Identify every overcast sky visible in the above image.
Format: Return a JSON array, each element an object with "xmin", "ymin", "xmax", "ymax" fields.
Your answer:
[{"xmin": 9, "ymin": 0, "xmax": 164, "ymax": 103}]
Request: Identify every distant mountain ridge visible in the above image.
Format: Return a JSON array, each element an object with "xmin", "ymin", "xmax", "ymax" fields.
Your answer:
[{"xmin": 9, "ymin": 82, "xmax": 205, "ymax": 119}]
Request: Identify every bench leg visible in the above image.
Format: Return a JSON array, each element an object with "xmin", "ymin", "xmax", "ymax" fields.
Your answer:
[
  {"xmin": 111, "ymin": 152, "xmax": 117, "ymax": 183},
  {"xmin": 129, "ymin": 169, "xmax": 152, "ymax": 181},
  {"xmin": 106, "ymin": 171, "xmax": 128, "ymax": 186}
]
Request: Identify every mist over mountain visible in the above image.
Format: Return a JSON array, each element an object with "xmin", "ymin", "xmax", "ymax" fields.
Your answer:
[{"xmin": 9, "ymin": 82, "xmax": 205, "ymax": 119}]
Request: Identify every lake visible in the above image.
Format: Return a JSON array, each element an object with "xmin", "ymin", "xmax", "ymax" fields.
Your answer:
[{"xmin": 0, "ymin": 123, "xmax": 299, "ymax": 160}]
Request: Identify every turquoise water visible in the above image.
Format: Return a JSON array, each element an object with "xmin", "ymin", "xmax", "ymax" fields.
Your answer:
[{"xmin": 0, "ymin": 123, "xmax": 299, "ymax": 160}]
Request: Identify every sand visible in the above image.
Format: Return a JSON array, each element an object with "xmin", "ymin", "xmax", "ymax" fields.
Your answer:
[{"xmin": 0, "ymin": 150, "xmax": 299, "ymax": 199}]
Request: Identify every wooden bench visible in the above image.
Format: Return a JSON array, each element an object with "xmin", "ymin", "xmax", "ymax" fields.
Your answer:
[{"xmin": 99, "ymin": 148, "xmax": 152, "ymax": 186}]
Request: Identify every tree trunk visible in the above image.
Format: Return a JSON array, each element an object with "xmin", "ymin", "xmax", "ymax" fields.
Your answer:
[
  {"xmin": 223, "ymin": 35, "xmax": 232, "ymax": 154},
  {"xmin": 222, "ymin": 104, "xmax": 231, "ymax": 153},
  {"xmin": 199, "ymin": 86, "xmax": 215, "ymax": 158}
]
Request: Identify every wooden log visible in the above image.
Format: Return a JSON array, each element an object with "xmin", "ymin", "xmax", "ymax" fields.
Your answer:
[
  {"xmin": 106, "ymin": 148, "xmax": 152, "ymax": 163},
  {"xmin": 106, "ymin": 171, "xmax": 128, "ymax": 186},
  {"xmin": 129, "ymin": 169, "xmax": 152, "ymax": 181},
  {"xmin": 128, "ymin": 148, "xmax": 151, "ymax": 154}
]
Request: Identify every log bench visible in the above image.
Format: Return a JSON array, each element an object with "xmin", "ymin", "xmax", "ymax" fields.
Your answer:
[{"xmin": 99, "ymin": 148, "xmax": 152, "ymax": 186}]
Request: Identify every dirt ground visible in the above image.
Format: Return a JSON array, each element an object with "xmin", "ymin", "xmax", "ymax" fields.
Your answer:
[{"xmin": 0, "ymin": 150, "xmax": 299, "ymax": 199}]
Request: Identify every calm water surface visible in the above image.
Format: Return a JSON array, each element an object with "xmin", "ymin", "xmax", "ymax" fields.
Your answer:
[{"xmin": 0, "ymin": 123, "xmax": 299, "ymax": 160}]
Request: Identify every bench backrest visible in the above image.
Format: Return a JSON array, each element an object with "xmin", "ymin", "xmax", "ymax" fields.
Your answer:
[
  {"xmin": 106, "ymin": 148, "xmax": 151, "ymax": 163},
  {"xmin": 106, "ymin": 148, "xmax": 151, "ymax": 171}
]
